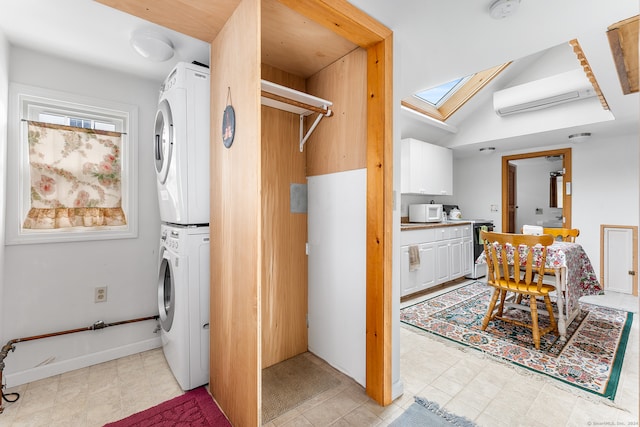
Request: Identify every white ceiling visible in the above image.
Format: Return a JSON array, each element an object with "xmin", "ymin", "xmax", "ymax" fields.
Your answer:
[
  {"xmin": 0, "ymin": 0, "xmax": 637, "ymax": 156},
  {"xmin": 0, "ymin": 0, "xmax": 210, "ymax": 82}
]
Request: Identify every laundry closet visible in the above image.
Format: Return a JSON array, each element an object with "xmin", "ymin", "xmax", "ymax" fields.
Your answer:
[{"xmin": 96, "ymin": 1, "xmax": 393, "ymax": 425}]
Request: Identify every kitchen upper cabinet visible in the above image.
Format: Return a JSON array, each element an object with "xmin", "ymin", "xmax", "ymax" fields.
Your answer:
[{"xmin": 401, "ymin": 138, "xmax": 453, "ymax": 195}]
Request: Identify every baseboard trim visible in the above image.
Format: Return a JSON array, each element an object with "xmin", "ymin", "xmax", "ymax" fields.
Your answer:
[
  {"xmin": 4, "ymin": 337, "xmax": 162, "ymax": 387},
  {"xmin": 392, "ymin": 379, "xmax": 404, "ymax": 401}
]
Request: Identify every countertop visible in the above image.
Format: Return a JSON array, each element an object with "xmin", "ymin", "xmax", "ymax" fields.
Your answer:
[{"xmin": 401, "ymin": 221, "xmax": 472, "ymax": 231}]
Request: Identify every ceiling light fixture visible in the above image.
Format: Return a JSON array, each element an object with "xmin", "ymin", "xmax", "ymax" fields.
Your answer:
[
  {"xmin": 489, "ymin": 0, "xmax": 521, "ymax": 19},
  {"xmin": 568, "ymin": 132, "xmax": 591, "ymax": 143},
  {"xmin": 130, "ymin": 29, "xmax": 174, "ymax": 62},
  {"xmin": 479, "ymin": 147, "xmax": 496, "ymax": 154}
]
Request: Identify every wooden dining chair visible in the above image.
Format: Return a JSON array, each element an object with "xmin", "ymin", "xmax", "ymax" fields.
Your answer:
[
  {"xmin": 542, "ymin": 227, "xmax": 579, "ymax": 242},
  {"xmin": 521, "ymin": 226, "xmax": 579, "ymax": 242},
  {"xmin": 480, "ymin": 231, "xmax": 557, "ymax": 349}
]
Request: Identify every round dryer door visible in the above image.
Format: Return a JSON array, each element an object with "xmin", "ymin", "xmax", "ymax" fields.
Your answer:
[
  {"xmin": 157, "ymin": 248, "xmax": 175, "ymax": 332},
  {"xmin": 154, "ymin": 99, "xmax": 174, "ymax": 185}
]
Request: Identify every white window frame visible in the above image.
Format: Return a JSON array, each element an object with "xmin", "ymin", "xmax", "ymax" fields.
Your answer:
[{"xmin": 6, "ymin": 83, "xmax": 138, "ymax": 244}]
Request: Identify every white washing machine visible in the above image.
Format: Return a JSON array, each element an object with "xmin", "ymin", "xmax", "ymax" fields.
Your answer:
[
  {"xmin": 154, "ymin": 62, "xmax": 210, "ymax": 225},
  {"xmin": 157, "ymin": 223, "xmax": 210, "ymax": 390}
]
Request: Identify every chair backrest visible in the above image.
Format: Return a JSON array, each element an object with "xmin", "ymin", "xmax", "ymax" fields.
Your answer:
[
  {"xmin": 542, "ymin": 227, "xmax": 579, "ymax": 242},
  {"xmin": 481, "ymin": 231, "xmax": 555, "ymax": 290}
]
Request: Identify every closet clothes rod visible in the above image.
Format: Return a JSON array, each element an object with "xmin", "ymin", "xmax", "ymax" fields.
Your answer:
[
  {"xmin": 260, "ymin": 79, "xmax": 333, "ymax": 152},
  {"xmin": 260, "ymin": 90, "xmax": 332, "ymax": 116}
]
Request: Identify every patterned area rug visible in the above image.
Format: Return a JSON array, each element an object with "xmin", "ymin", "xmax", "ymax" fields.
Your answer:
[
  {"xmin": 400, "ymin": 281, "xmax": 633, "ymax": 399},
  {"xmin": 104, "ymin": 387, "xmax": 231, "ymax": 426}
]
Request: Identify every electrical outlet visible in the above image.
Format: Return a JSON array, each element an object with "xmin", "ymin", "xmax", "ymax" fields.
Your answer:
[{"xmin": 95, "ymin": 286, "xmax": 107, "ymax": 303}]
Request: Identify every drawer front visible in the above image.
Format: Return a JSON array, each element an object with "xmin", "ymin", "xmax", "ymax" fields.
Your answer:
[
  {"xmin": 401, "ymin": 228, "xmax": 437, "ymax": 245},
  {"xmin": 435, "ymin": 227, "xmax": 451, "ymax": 241},
  {"xmin": 450, "ymin": 226, "xmax": 470, "ymax": 239}
]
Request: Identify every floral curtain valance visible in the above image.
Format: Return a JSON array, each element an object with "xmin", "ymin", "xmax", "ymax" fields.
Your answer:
[{"xmin": 23, "ymin": 121, "xmax": 127, "ymax": 229}]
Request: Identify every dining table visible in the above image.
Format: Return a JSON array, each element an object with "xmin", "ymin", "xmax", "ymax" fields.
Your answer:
[{"xmin": 476, "ymin": 240, "xmax": 602, "ymax": 341}]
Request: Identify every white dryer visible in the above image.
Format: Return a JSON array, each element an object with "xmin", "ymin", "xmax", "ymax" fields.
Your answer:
[
  {"xmin": 155, "ymin": 62, "xmax": 210, "ymax": 225},
  {"xmin": 157, "ymin": 223, "xmax": 210, "ymax": 390}
]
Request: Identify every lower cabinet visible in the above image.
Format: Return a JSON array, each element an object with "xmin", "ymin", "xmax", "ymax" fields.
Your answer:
[
  {"xmin": 449, "ymin": 238, "xmax": 464, "ymax": 278},
  {"xmin": 401, "ymin": 224, "xmax": 472, "ymax": 297},
  {"xmin": 462, "ymin": 238, "xmax": 473, "ymax": 277},
  {"xmin": 400, "ymin": 243, "xmax": 436, "ymax": 296},
  {"xmin": 435, "ymin": 241, "xmax": 451, "ymax": 283}
]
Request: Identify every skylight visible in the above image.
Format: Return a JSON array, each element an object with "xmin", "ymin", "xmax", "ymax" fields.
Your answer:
[
  {"xmin": 415, "ymin": 76, "xmax": 470, "ymax": 106},
  {"xmin": 401, "ymin": 62, "xmax": 510, "ymax": 122}
]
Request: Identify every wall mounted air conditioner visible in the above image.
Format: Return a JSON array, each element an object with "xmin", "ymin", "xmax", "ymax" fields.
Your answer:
[{"xmin": 493, "ymin": 69, "xmax": 597, "ymax": 116}]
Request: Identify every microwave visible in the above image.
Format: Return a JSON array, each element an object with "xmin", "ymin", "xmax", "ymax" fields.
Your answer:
[{"xmin": 409, "ymin": 204, "xmax": 443, "ymax": 223}]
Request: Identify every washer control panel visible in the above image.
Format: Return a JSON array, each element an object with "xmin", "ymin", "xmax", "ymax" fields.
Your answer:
[{"xmin": 161, "ymin": 229, "xmax": 180, "ymax": 251}]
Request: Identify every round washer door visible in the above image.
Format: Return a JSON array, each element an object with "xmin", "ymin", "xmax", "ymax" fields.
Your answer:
[
  {"xmin": 154, "ymin": 99, "xmax": 173, "ymax": 185},
  {"xmin": 157, "ymin": 247, "xmax": 175, "ymax": 332}
]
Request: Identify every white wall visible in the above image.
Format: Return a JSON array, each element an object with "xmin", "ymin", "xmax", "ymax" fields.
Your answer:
[
  {"xmin": 449, "ymin": 133, "xmax": 639, "ymax": 280},
  {"xmin": 307, "ymin": 169, "xmax": 366, "ymax": 387},
  {"xmin": 0, "ymin": 31, "xmax": 9, "ymax": 352},
  {"xmin": 2, "ymin": 47, "xmax": 161, "ymax": 386}
]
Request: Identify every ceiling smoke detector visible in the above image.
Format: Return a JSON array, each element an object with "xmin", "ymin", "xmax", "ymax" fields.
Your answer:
[{"xmin": 489, "ymin": 0, "xmax": 521, "ymax": 19}]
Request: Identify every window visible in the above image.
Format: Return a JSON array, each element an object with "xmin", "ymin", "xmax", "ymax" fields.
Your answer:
[
  {"xmin": 414, "ymin": 76, "xmax": 471, "ymax": 107},
  {"xmin": 6, "ymin": 83, "xmax": 138, "ymax": 244},
  {"xmin": 401, "ymin": 62, "xmax": 511, "ymax": 122}
]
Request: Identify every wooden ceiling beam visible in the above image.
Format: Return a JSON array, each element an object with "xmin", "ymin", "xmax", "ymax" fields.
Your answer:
[
  {"xmin": 569, "ymin": 39, "xmax": 610, "ymax": 110},
  {"xmin": 606, "ymin": 15, "xmax": 639, "ymax": 95}
]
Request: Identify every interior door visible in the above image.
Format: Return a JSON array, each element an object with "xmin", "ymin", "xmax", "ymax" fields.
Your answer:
[{"xmin": 601, "ymin": 225, "xmax": 638, "ymax": 296}]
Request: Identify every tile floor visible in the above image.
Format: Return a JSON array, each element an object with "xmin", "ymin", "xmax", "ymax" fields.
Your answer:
[{"xmin": 1, "ymin": 280, "xmax": 638, "ymax": 426}]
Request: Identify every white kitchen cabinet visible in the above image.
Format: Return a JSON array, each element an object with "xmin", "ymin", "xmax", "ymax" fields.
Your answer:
[
  {"xmin": 435, "ymin": 241, "xmax": 450, "ymax": 283},
  {"xmin": 401, "ymin": 243, "xmax": 436, "ymax": 296},
  {"xmin": 400, "ymin": 224, "xmax": 472, "ymax": 297},
  {"xmin": 462, "ymin": 237, "xmax": 473, "ymax": 276},
  {"xmin": 401, "ymin": 138, "xmax": 453, "ymax": 195},
  {"xmin": 449, "ymin": 238, "xmax": 464, "ymax": 278}
]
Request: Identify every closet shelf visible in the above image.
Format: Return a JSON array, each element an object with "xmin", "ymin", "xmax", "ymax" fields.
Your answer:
[{"xmin": 261, "ymin": 80, "xmax": 333, "ymax": 152}]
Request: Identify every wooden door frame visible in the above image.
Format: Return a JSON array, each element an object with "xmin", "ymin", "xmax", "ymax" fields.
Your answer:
[{"xmin": 502, "ymin": 148, "xmax": 572, "ymax": 233}]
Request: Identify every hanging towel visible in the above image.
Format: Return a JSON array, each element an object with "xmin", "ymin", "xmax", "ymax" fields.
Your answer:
[
  {"xmin": 409, "ymin": 245, "xmax": 420, "ymax": 271},
  {"xmin": 478, "ymin": 225, "xmax": 489, "ymax": 244}
]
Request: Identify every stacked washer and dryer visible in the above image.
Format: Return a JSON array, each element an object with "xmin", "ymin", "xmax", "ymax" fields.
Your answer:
[{"xmin": 154, "ymin": 62, "xmax": 211, "ymax": 391}]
